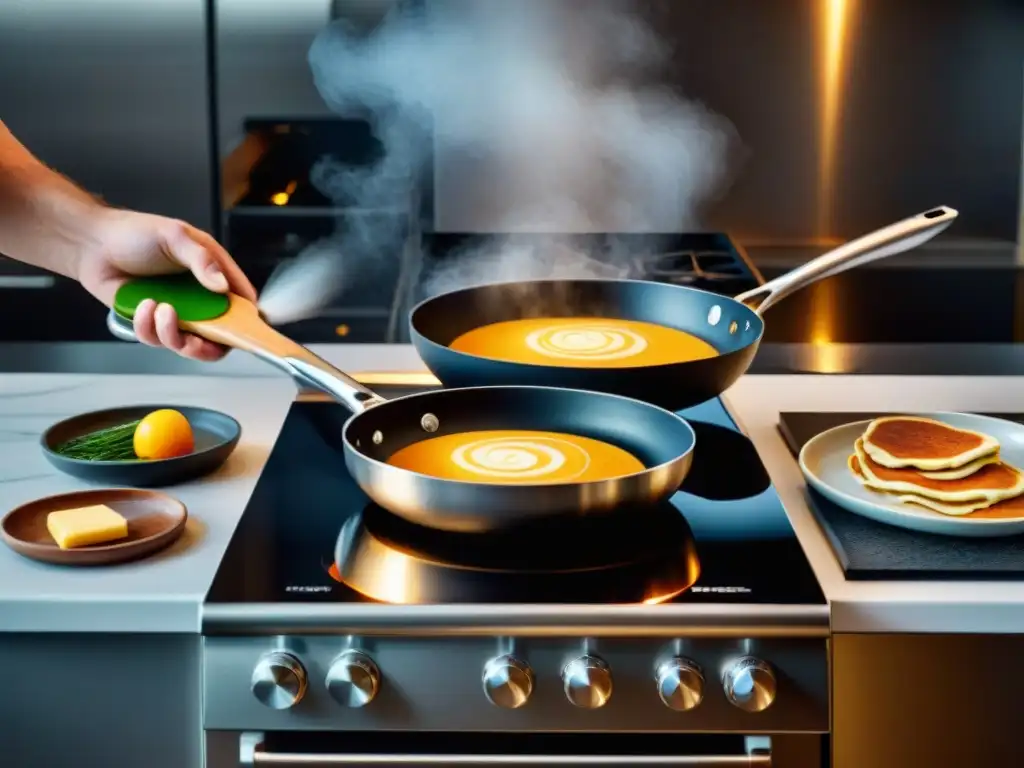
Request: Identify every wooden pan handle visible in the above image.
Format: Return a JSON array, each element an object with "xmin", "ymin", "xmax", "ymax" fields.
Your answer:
[
  {"xmin": 185, "ymin": 295, "xmax": 385, "ymax": 412},
  {"xmin": 113, "ymin": 276, "xmax": 382, "ymax": 413},
  {"xmin": 183, "ymin": 293, "xmax": 300, "ymax": 356}
]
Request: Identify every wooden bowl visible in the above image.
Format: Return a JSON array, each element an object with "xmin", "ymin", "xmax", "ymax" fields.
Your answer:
[{"xmin": 1, "ymin": 488, "xmax": 187, "ymax": 566}]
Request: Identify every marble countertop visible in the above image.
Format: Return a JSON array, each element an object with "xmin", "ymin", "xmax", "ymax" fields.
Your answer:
[
  {"xmin": 725, "ymin": 374, "xmax": 1024, "ymax": 634},
  {"xmin": 0, "ymin": 374, "xmax": 295, "ymax": 633},
  {"xmin": 3, "ymin": 347, "xmax": 1024, "ymax": 634}
]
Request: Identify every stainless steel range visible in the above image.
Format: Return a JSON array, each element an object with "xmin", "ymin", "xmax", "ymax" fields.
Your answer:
[{"xmin": 201, "ymin": 392, "xmax": 829, "ymax": 767}]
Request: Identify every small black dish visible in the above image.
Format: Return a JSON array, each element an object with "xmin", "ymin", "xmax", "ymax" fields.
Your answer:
[{"xmin": 41, "ymin": 405, "xmax": 241, "ymax": 487}]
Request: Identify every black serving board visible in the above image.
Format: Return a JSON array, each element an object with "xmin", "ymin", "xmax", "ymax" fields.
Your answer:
[{"xmin": 778, "ymin": 412, "xmax": 1024, "ymax": 581}]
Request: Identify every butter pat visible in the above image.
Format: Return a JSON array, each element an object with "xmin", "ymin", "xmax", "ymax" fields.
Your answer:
[{"xmin": 46, "ymin": 504, "xmax": 129, "ymax": 549}]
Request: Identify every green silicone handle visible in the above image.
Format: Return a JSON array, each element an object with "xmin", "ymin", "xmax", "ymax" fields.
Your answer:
[{"xmin": 113, "ymin": 274, "xmax": 230, "ymax": 323}]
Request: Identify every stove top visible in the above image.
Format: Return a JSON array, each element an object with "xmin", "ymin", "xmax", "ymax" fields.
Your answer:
[
  {"xmin": 411, "ymin": 232, "xmax": 761, "ymax": 301},
  {"xmin": 206, "ymin": 392, "xmax": 824, "ymax": 608}
]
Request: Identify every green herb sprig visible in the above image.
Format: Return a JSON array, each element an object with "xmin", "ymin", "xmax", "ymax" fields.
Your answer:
[{"xmin": 55, "ymin": 420, "xmax": 142, "ymax": 461}]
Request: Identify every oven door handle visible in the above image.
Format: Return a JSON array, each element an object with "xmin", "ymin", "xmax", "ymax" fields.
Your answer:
[{"xmin": 240, "ymin": 734, "xmax": 771, "ymax": 767}]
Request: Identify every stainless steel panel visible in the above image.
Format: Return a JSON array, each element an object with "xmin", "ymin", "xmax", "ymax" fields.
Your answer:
[
  {"xmin": 203, "ymin": 636, "xmax": 828, "ymax": 733},
  {"xmin": 201, "ymin": 602, "xmax": 828, "ymax": 637},
  {"xmin": 430, "ymin": 0, "xmax": 1023, "ymax": 242},
  {"xmin": 0, "ymin": 0, "xmax": 214, "ymax": 230},
  {"xmin": 0, "ymin": 633, "xmax": 202, "ymax": 768},
  {"xmin": 213, "ymin": 0, "xmax": 405, "ymax": 189},
  {"xmin": 215, "ymin": 0, "xmax": 337, "ymax": 154}
]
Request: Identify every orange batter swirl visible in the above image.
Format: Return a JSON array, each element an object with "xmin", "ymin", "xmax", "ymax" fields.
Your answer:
[
  {"xmin": 386, "ymin": 430, "xmax": 646, "ymax": 484},
  {"xmin": 448, "ymin": 317, "xmax": 718, "ymax": 368}
]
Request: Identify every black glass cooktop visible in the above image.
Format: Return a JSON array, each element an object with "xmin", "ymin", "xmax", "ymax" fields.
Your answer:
[{"xmin": 206, "ymin": 391, "xmax": 825, "ymax": 606}]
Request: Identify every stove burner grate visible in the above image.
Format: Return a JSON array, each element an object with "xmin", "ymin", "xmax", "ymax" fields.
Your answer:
[{"xmin": 635, "ymin": 249, "xmax": 750, "ymax": 284}]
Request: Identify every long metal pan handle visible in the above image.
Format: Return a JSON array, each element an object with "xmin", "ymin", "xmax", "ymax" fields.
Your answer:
[
  {"xmin": 734, "ymin": 205, "xmax": 958, "ymax": 315},
  {"xmin": 240, "ymin": 735, "xmax": 771, "ymax": 767},
  {"xmin": 106, "ymin": 305, "xmax": 385, "ymax": 414},
  {"xmin": 244, "ymin": 756, "xmax": 769, "ymax": 767}
]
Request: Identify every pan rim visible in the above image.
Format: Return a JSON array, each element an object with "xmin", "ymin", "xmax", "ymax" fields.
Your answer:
[
  {"xmin": 341, "ymin": 384, "xmax": 697, "ymax": 490},
  {"xmin": 408, "ymin": 277, "xmax": 766, "ymax": 370}
]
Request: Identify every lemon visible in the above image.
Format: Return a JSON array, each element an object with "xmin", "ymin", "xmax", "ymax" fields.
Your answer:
[{"xmin": 133, "ymin": 409, "xmax": 194, "ymax": 460}]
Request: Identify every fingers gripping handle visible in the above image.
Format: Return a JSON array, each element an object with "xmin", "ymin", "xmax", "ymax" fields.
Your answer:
[{"xmin": 108, "ymin": 278, "xmax": 384, "ymax": 415}]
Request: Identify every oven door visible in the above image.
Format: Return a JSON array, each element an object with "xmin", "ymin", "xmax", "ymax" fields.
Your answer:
[{"xmin": 237, "ymin": 732, "xmax": 774, "ymax": 767}]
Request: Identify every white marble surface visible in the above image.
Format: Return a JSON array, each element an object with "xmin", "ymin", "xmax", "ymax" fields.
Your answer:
[
  {"xmin": 724, "ymin": 374, "xmax": 1024, "ymax": 634},
  {"xmin": 0, "ymin": 374, "xmax": 295, "ymax": 633},
  {"xmin": 4, "ymin": 347, "xmax": 1024, "ymax": 635}
]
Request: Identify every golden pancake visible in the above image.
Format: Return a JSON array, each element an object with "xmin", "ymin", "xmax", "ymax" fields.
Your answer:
[
  {"xmin": 902, "ymin": 494, "xmax": 1024, "ymax": 518},
  {"xmin": 852, "ymin": 439, "xmax": 1024, "ymax": 503},
  {"xmin": 448, "ymin": 317, "xmax": 718, "ymax": 369},
  {"xmin": 918, "ymin": 452, "xmax": 1000, "ymax": 480},
  {"xmin": 849, "ymin": 454, "xmax": 1024, "ymax": 518},
  {"xmin": 386, "ymin": 429, "xmax": 646, "ymax": 485},
  {"xmin": 861, "ymin": 416, "xmax": 999, "ymax": 471}
]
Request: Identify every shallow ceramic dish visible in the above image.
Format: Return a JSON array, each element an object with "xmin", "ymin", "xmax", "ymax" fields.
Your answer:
[
  {"xmin": 1, "ymin": 488, "xmax": 187, "ymax": 566},
  {"xmin": 799, "ymin": 412, "xmax": 1024, "ymax": 538},
  {"xmin": 41, "ymin": 405, "xmax": 240, "ymax": 487}
]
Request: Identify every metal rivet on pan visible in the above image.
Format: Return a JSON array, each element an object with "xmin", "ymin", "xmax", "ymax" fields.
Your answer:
[
  {"xmin": 728, "ymin": 321, "xmax": 738, "ymax": 335},
  {"xmin": 421, "ymin": 413, "xmax": 439, "ymax": 432},
  {"xmin": 707, "ymin": 305, "xmax": 722, "ymax": 326},
  {"xmin": 745, "ymin": 320, "xmax": 751, "ymax": 331},
  {"xmin": 372, "ymin": 431, "xmax": 383, "ymax": 445}
]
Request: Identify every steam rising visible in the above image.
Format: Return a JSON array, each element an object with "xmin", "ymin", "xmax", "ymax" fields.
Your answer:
[{"xmin": 257, "ymin": 0, "xmax": 739, "ymax": 326}]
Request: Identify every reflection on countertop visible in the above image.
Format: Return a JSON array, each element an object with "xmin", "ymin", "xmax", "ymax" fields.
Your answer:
[{"xmin": 759, "ymin": 265, "xmax": 1024, "ymax": 344}]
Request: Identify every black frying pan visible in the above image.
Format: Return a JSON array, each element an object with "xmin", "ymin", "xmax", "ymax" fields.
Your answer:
[
  {"xmin": 411, "ymin": 207, "xmax": 958, "ymax": 411},
  {"xmin": 107, "ymin": 290, "xmax": 695, "ymax": 533}
]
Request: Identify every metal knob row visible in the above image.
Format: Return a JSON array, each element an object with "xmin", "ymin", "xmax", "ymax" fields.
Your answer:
[
  {"xmin": 484, "ymin": 653, "xmax": 776, "ymax": 712},
  {"xmin": 251, "ymin": 650, "xmax": 381, "ymax": 710},
  {"xmin": 251, "ymin": 650, "xmax": 777, "ymax": 714}
]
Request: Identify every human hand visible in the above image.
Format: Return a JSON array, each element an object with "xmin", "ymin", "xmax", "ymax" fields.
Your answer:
[{"xmin": 77, "ymin": 208, "xmax": 257, "ymax": 361}]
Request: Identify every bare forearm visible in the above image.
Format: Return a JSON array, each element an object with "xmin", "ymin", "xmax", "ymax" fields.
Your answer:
[{"xmin": 0, "ymin": 120, "xmax": 106, "ymax": 279}]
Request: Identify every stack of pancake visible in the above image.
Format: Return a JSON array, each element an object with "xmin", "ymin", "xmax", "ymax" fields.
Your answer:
[{"xmin": 847, "ymin": 416, "xmax": 1024, "ymax": 517}]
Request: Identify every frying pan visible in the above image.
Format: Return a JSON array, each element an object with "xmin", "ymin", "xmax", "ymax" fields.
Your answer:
[
  {"xmin": 107, "ymin": 282, "xmax": 695, "ymax": 533},
  {"xmin": 410, "ymin": 206, "xmax": 959, "ymax": 411}
]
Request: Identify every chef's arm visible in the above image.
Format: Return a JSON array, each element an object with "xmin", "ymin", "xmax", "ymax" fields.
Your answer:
[{"xmin": 0, "ymin": 118, "xmax": 103, "ymax": 280}]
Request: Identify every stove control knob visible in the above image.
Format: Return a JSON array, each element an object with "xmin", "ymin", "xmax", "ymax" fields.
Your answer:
[
  {"xmin": 562, "ymin": 655, "xmax": 613, "ymax": 709},
  {"xmin": 326, "ymin": 650, "xmax": 381, "ymax": 708},
  {"xmin": 656, "ymin": 657, "xmax": 705, "ymax": 712},
  {"xmin": 482, "ymin": 655, "xmax": 534, "ymax": 709},
  {"xmin": 251, "ymin": 651, "xmax": 307, "ymax": 710},
  {"xmin": 722, "ymin": 656, "xmax": 777, "ymax": 713}
]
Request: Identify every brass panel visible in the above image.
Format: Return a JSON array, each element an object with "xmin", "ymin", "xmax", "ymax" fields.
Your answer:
[{"xmin": 833, "ymin": 633, "xmax": 1022, "ymax": 768}]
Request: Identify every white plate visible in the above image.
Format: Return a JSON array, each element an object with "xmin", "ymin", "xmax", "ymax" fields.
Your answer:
[{"xmin": 798, "ymin": 412, "xmax": 1024, "ymax": 538}]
